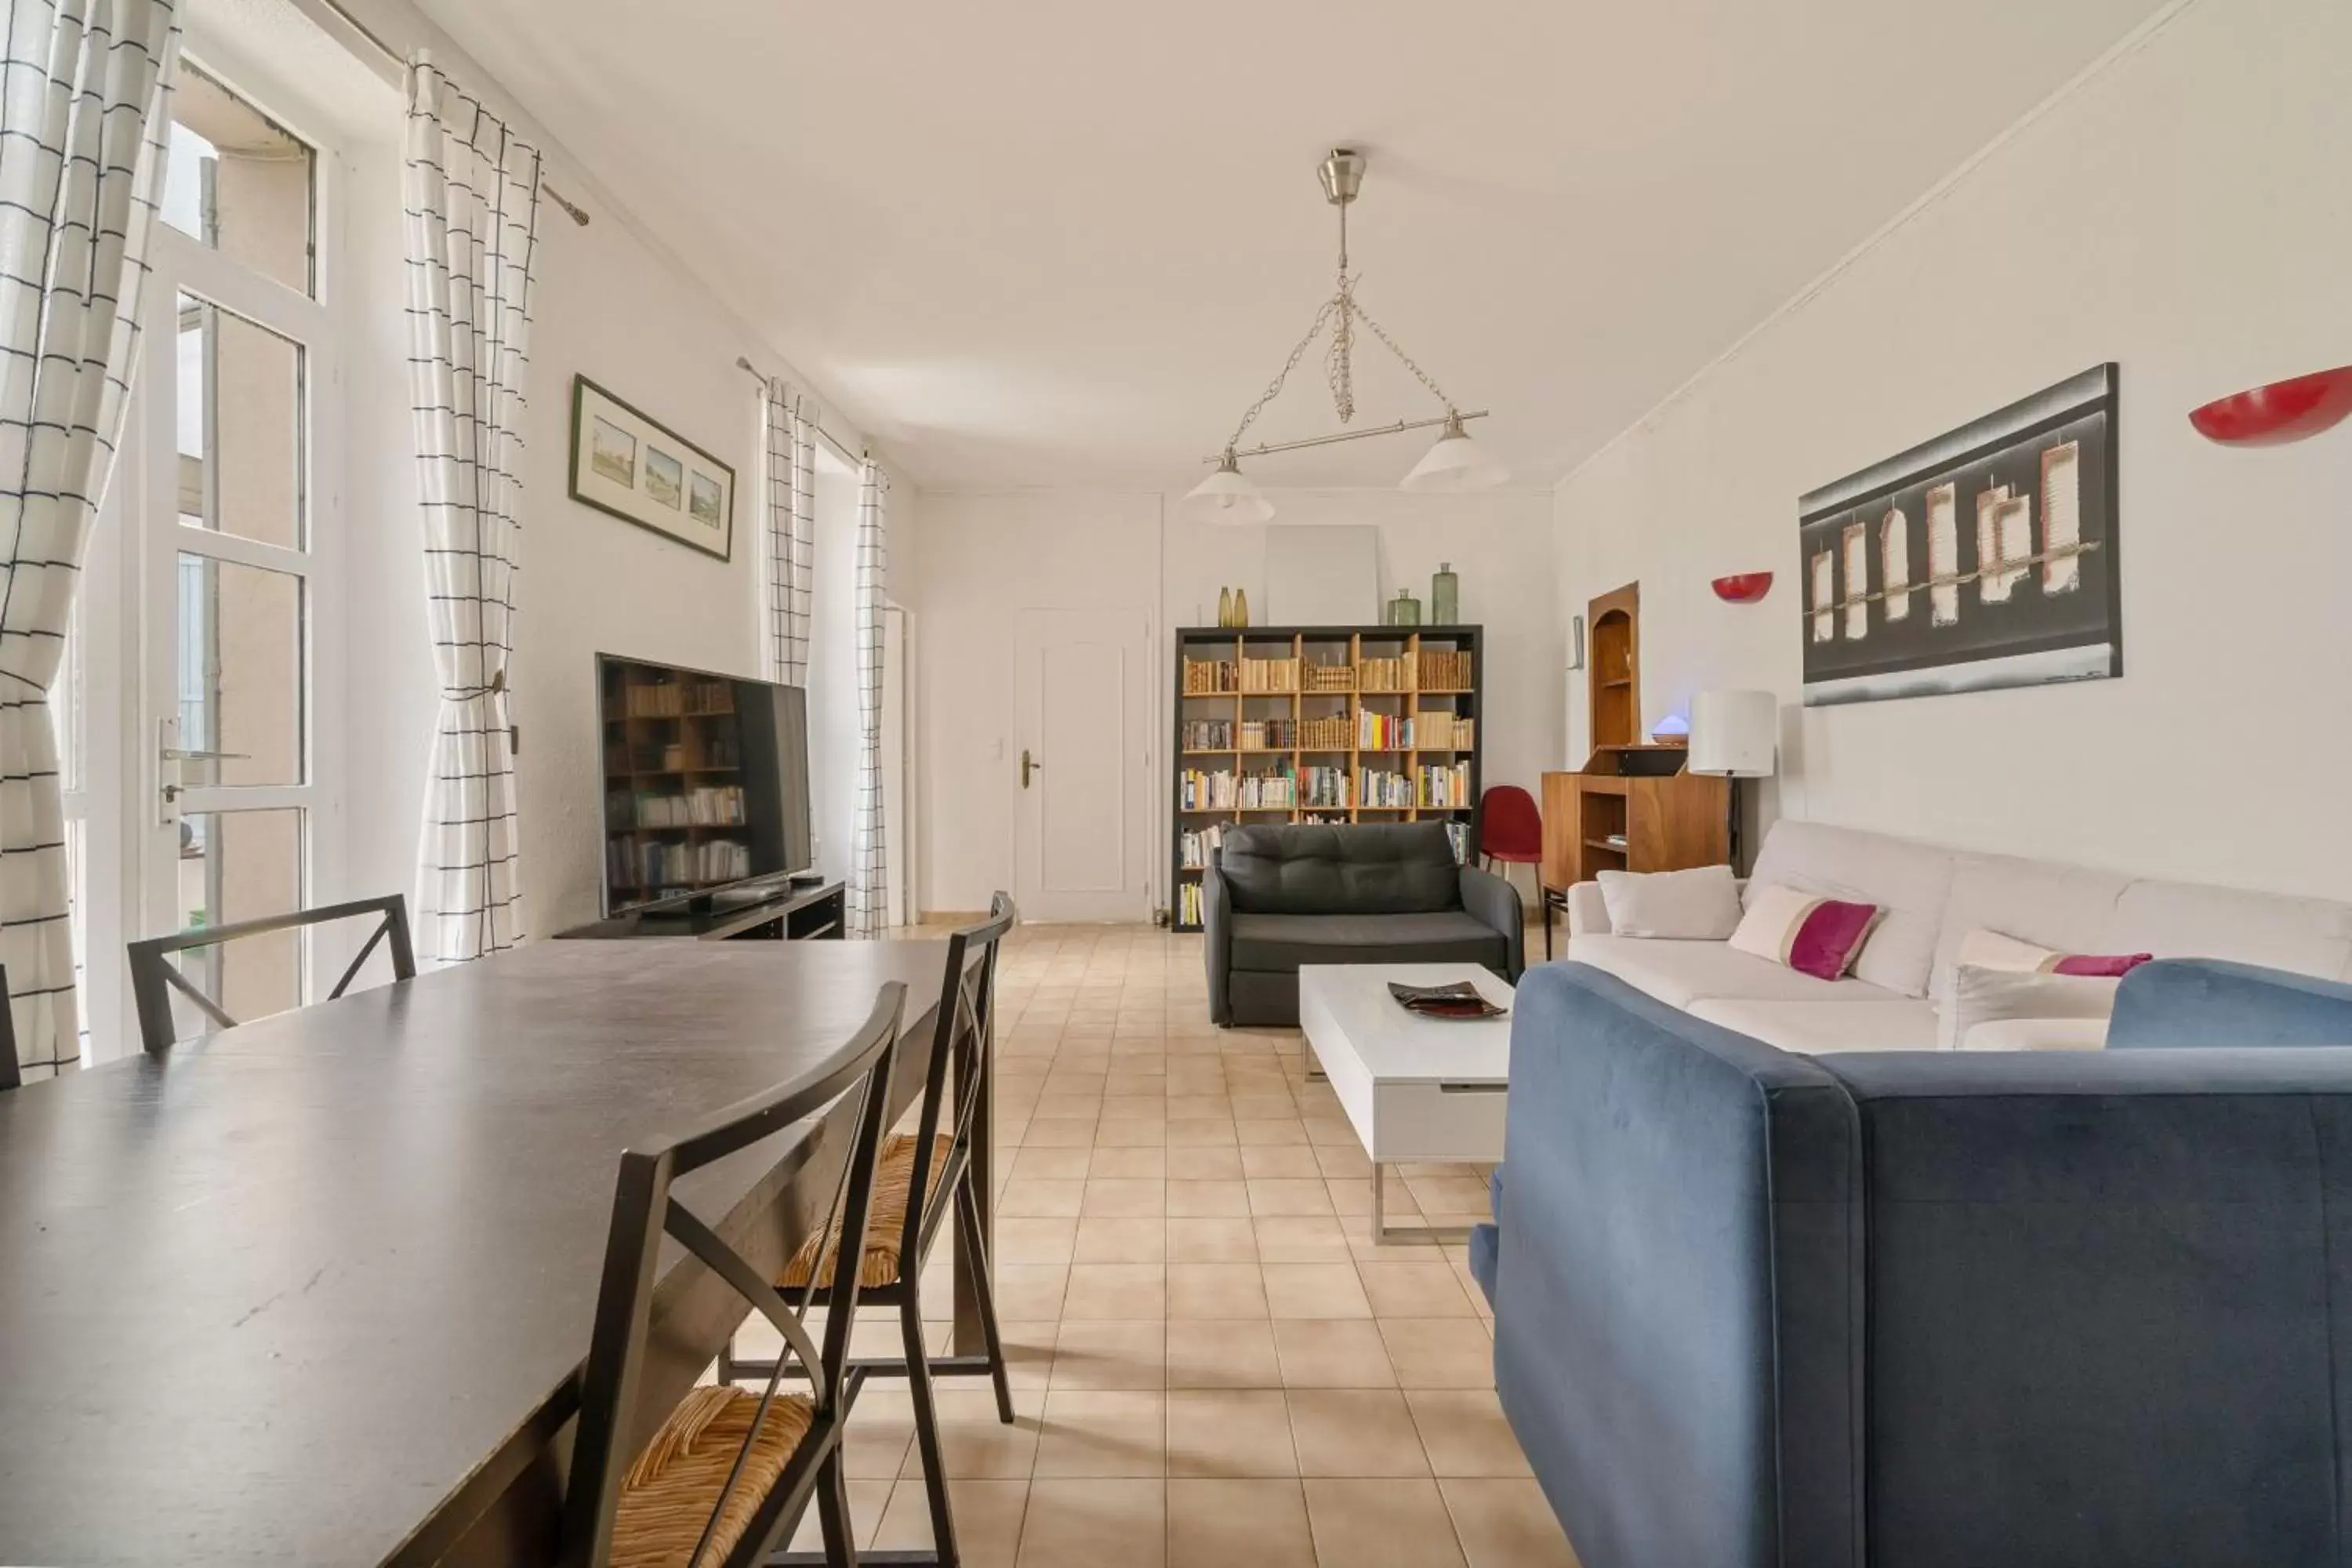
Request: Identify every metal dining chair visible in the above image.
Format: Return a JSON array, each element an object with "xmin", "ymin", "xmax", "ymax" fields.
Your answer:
[
  {"xmin": 125, "ymin": 895, "xmax": 416, "ymax": 1052},
  {"xmin": 723, "ymin": 892, "xmax": 1018, "ymax": 1567},
  {"xmin": 558, "ymin": 982, "xmax": 906, "ymax": 1568}
]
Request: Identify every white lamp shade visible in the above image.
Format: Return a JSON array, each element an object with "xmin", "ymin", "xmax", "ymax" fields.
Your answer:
[
  {"xmin": 1399, "ymin": 423, "xmax": 1509, "ymax": 492},
  {"xmin": 1689, "ymin": 689, "xmax": 1777, "ymax": 778},
  {"xmin": 1187, "ymin": 456, "xmax": 1275, "ymax": 523}
]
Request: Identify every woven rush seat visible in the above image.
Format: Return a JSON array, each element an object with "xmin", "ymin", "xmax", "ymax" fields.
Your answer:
[
  {"xmin": 610, "ymin": 1385, "xmax": 816, "ymax": 1568},
  {"xmin": 778, "ymin": 1133, "xmax": 951, "ymax": 1290}
]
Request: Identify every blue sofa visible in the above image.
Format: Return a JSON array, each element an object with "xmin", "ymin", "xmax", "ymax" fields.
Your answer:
[{"xmin": 1472, "ymin": 958, "xmax": 2352, "ymax": 1568}]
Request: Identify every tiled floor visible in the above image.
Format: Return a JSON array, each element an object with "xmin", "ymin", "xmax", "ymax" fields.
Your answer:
[{"xmin": 784, "ymin": 922, "xmax": 1580, "ymax": 1567}]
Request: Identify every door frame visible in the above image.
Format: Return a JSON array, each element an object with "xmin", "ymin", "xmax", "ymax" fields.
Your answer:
[{"xmin": 1011, "ymin": 605, "xmax": 1152, "ymax": 923}]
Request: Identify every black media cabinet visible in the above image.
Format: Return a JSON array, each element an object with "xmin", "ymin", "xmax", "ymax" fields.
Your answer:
[{"xmin": 556, "ymin": 879, "xmax": 847, "ymax": 942}]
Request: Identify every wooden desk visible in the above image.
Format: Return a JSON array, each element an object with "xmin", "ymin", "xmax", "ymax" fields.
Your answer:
[{"xmin": 0, "ymin": 938, "xmax": 975, "ymax": 1566}]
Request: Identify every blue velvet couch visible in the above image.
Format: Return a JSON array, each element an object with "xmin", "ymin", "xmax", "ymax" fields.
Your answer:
[{"xmin": 1472, "ymin": 958, "xmax": 2352, "ymax": 1568}]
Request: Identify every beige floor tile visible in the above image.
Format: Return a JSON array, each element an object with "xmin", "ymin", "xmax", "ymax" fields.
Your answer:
[
  {"xmin": 1358, "ymin": 1260, "xmax": 1479, "ymax": 1319},
  {"xmin": 1167, "ymin": 1179, "xmax": 1252, "ymax": 1217},
  {"xmin": 1262, "ymin": 1262, "xmax": 1373, "ymax": 1319},
  {"xmin": 1074, "ymin": 1215, "xmax": 1167, "ymax": 1264},
  {"xmin": 910, "ymin": 1388, "xmax": 1046, "ymax": 1479},
  {"xmin": 1033, "ymin": 1093, "xmax": 1104, "ymax": 1120},
  {"xmin": 1240, "ymin": 1145, "xmax": 1327, "ymax": 1181},
  {"xmin": 1166, "ymin": 1317, "xmax": 1283, "ymax": 1389},
  {"xmin": 1166, "ymin": 1144, "xmax": 1245, "ymax": 1181},
  {"xmin": 1033, "ymin": 1390, "xmax": 1169, "ymax": 1477},
  {"xmin": 1166, "ymin": 1216, "xmax": 1259, "ymax": 1262},
  {"xmin": 1439, "ymin": 1478, "xmax": 1580, "ymax": 1567},
  {"xmin": 1000, "ymin": 1179, "xmax": 1087, "ymax": 1218},
  {"xmin": 1050, "ymin": 1319, "xmax": 1166, "ymax": 1390},
  {"xmin": 1248, "ymin": 1179, "xmax": 1338, "ymax": 1218},
  {"xmin": 1305, "ymin": 1478, "xmax": 1467, "ymax": 1568},
  {"xmin": 1081, "ymin": 1179, "xmax": 1166, "ymax": 1218},
  {"xmin": 998, "ymin": 1217, "xmax": 1080, "ymax": 1267},
  {"xmin": 1272, "ymin": 1317, "xmax": 1398, "ymax": 1388},
  {"xmin": 1406, "ymin": 1391, "xmax": 1534, "ymax": 1479},
  {"xmin": 1167, "ymin": 1261, "xmax": 1270, "ymax": 1319},
  {"xmin": 1024, "ymin": 1118, "xmax": 1098, "ymax": 1149},
  {"xmin": 783, "ymin": 1475, "xmax": 891, "ymax": 1554},
  {"xmin": 1304, "ymin": 1118, "xmax": 1360, "ymax": 1148},
  {"xmin": 1168, "ymin": 1479, "xmax": 1316, "ymax": 1568},
  {"xmin": 1378, "ymin": 1319, "xmax": 1495, "ymax": 1388},
  {"xmin": 873, "ymin": 1477, "xmax": 1029, "ymax": 1568},
  {"xmin": 1062, "ymin": 1263, "xmax": 1167, "ymax": 1319},
  {"xmin": 1166, "ymin": 1094, "xmax": 1232, "ymax": 1119},
  {"xmin": 1253, "ymin": 1216, "xmax": 1355, "ymax": 1263},
  {"xmin": 1168, "ymin": 1388, "xmax": 1298, "ymax": 1477},
  {"xmin": 1287, "ymin": 1388, "xmax": 1433, "ymax": 1478},
  {"xmin": 1099, "ymin": 1098, "xmax": 1168, "ymax": 1122},
  {"xmin": 1096, "ymin": 1119, "xmax": 1170, "ymax": 1148},
  {"xmin": 844, "ymin": 1386, "xmax": 917, "ymax": 1478},
  {"xmin": 1236, "ymin": 1118, "xmax": 1310, "ymax": 1147},
  {"xmin": 1088, "ymin": 1145, "xmax": 1168, "ymax": 1180},
  {"xmin": 1011, "ymin": 1146, "xmax": 1094, "ymax": 1181},
  {"xmin": 1017, "ymin": 1478, "xmax": 1166, "ymax": 1568},
  {"xmin": 1000, "ymin": 1319, "xmax": 1059, "ymax": 1390},
  {"xmin": 1312, "ymin": 1142, "xmax": 1374, "ymax": 1181},
  {"xmin": 1167, "ymin": 1118, "xmax": 1240, "ymax": 1148},
  {"xmin": 1229, "ymin": 1092, "xmax": 1300, "ymax": 1120},
  {"xmin": 995, "ymin": 1265, "xmax": 1070, "ymax": 1320}
]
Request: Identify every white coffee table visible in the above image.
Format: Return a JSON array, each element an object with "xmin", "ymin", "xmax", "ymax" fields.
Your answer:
[{"xmin": 1297, "ymin": 963, "xmax": 1515, "ymax": 1243}]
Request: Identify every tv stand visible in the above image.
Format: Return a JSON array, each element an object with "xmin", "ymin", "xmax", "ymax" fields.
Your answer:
[{"xmin": 556, "ymin": 879, "xmax": 848, "ymax": 942}]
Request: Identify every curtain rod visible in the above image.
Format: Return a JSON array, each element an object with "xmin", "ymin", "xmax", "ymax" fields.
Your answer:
[
  {"xmin": 736, "ymin": 357, "xmax": 866, "ymax": 466},
  {"xmin": 306, "ymin": 0, "xmax": 590, "ymax": 227}
]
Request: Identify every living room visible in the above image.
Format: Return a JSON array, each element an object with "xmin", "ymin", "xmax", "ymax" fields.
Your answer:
[{"xmin": 1, "ymin": 0, "xmax": 2345, "ymax": 1565}]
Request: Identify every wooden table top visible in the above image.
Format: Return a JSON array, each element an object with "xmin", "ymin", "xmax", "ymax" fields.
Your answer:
[{"xmin": 0, "ymin": 937, "xmax": 953, "ymax": 1566}]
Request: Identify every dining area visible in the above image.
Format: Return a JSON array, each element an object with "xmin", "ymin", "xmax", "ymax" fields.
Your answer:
[{"xmin": 0, "ymin": 898, "xmax": 1017, "ymax": 1568}]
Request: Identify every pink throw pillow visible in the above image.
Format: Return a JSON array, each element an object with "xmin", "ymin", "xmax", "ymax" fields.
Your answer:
[{"xmin": 1730, "ymin": 884, "xmax": 1886, "ymax": 982}]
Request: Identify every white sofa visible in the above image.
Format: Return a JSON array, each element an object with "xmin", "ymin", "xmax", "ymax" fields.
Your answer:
[{"xmin": 1563, "ymin": 819, "xmax": 2352, "ymax": 1054}]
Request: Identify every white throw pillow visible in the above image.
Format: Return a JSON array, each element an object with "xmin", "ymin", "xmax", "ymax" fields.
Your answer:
[
  {"xmin": 1595, "ymin": 866, "xmax": 1743, "ymax": 940},
  {"xmin": 1940, "ymin": 964, "xmax": 2121, "ymax": 1051}
]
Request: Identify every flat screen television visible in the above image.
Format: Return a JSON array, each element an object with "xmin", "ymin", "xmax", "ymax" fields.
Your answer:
[{"xmin": 597, "ymin": 653, "xmax": 814, "ymax": 914}]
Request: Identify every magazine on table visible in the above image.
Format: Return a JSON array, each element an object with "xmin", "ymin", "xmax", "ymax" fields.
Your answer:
[{"xmin": 1386, "ymin": 980, "xmax": 1508, "ymax": 1020}]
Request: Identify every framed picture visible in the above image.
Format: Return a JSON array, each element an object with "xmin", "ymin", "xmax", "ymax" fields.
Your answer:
[
  {"xmin": 568, "ymin": 376, "xmax": 735, "ymax": 561},
  {"xmin": 1798, "ymin": 363, "xmax": 2120, "ymax": 706}
]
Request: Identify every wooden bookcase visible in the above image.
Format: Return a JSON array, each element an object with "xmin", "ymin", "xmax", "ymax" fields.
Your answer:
[{"xmin": 1170, "ymin": 624, "xmax": 1483, "ymax": 932}]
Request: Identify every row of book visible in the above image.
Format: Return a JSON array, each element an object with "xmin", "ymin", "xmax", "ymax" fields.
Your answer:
[
  {"xmin": 1177, "ymin": 770, "xmax": 1297, "ymax": 810},
  {"xmin": 1299, "ymin": 715, "xmax": 1352, "ymax": 749},
  {"xmin": 1353, "ymin": 763, "xmax": 1474, "ymax": 808},
  {"xmin": 1181, "ymin": 765, "xmax": 1473, "ymax": 810},
  {"xmin": 615, "ymin": 679, "xmax": 732, "ymax": 718},
  {"xmin": 1353, "ymin": 712, "xmax": 1475, "ymax": 750},
  {"xmin": 1184, "ymin": 656, "xmax": 1298, "ymax": 695},
  {"xmin": 608, "ymin": 837, "xmax": 750, "ymax": 889},
  {"xmin": 1419, "ymin": 649, "xmax": 1474, "ymax": 688},
  {"xmin": 609, "ymin": 785, "xmax": 746, "ymax": 829},
  {"xmin": 1177, "ymin": 880, "xmax": 1207, "ymax": 927},
  {"xmin": 1176, "ymin": 822, "xmax": 1224, "ymax": 871},
  {"xmin": 1181, "ymin": 660, "xmax": 1238, "ymax": 695},
  {"xmin": 1181, "ymin": 718, "xmax": 1234, "ymax": 750}
]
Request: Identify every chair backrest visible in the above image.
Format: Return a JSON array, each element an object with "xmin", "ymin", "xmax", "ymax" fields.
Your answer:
[
  {"xmin": 898, "ymin": 892, "xmax": 1016, "ymax": 1263},
  {"xmin": 0, "ymin": 964, "xmax": 18, "ymax": 1092},
  {"xmin": 1477, "ymin": 784, "xmax": 1542, "ymax": 858},
  {"xmin": 1218, "ymin": 822, "xmax": 1460, "ymax": 915},
  {"xmin": 126, "ymin": 895, "xmax": 416, "ymax": 1052},
  {"xmin": 561, "ymin": 982, "xmax": 906, "ymax": 1568}
]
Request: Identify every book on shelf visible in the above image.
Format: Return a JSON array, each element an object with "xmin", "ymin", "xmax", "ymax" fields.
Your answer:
[
  {"xmin": 1177, "ymin": 880, "xmax": 1204, "ymax": 927},
  {"xmin": 1417, "ymin": 648, "xmax": 1473, "ymax": 689},
  {"xmin": 1178, "ymin": 769, "xmax": 1298, "ymax": 811},
  {"xmin": 1299, "ymin": 765, "xmax": 1347, "ymax": 808},
  {"xmin": 1443, "ymin": 821, "xmax": 1471, "ymax": 863},
  {"xmin": 1237, "ymin": 656, "xmax": 1300, "ymax": 693},
  {"xmin": 1358, "ymin": 655, "xmax": 1410, "ymax": 691},
  {"xmin": 619, "ymin": 784, "xmax": 746, "ymax": 829},
  {"xmin": 1414, "ymin": 712, "xmax": 1472, "ymax": 750},
  {"xmin": 619, "ymin": 677, "xmax": 732, "ymax": 718},
  {"xmin": 1177, "ymin": 822, "xmax": 1224, "ymax": 871},
  {"xmin": 1182, "ymin": 659, "xmax": 1240, "ymax": 695},
  {"xmin": 1238, "ymin": 717, "xmax": 1297, "ymax": 750},
  {"xmin": 1416, "ymin": 760, "xmax": 1472, "ymax": 809},
  {"xmin": 1181, "ymin": 718, "xmax": 1233, "ymax": 750},
  {"xmin": 1299, "ymin": 715, "xmax": 1350, "ymax": 750},
  {"xmin": 608, "ymin": 835, "xmax": 750, "ymax": 889}
]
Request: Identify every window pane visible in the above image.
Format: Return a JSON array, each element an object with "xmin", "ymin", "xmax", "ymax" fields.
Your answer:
[
  {"xmin": 172, "ymin": 808, "xmax": 305, "ymax": 1034},
  {"xmin": 162, "ymin": 64, "xmax": 315, "ymax": 296},
  {"xmin": 176, "ymin": 554, "xmax": 305, "ymax": 786},
  {"xmin": 177, "ymin": 296, "xmax": 306, "ymax": 550}
]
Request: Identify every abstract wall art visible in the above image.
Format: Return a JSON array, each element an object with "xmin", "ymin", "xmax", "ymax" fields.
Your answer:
[{"xmin": 1798, "ymin": 364, "xmax": 2119, "ymax": 706}]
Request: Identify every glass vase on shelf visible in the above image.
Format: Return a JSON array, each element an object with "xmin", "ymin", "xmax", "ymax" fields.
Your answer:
[
  {"xmin": 1388, "ymin": 589, "xmax": 1421, "ymax": 626},
  {"xmin": 1234, "ymin": 587, "xmax": 1249, "ymax": 626},
  {"xmin": 1431, "ymin": 562, "xmax": 1459, "ymax": 624},
  {"xmin": 1218, "ymin": 586, "xmax": 1233, "ymax": 627}
]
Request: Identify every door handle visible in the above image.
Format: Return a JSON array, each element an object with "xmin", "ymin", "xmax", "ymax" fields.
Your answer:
[{"xmin": 1022, "ymin": 749, "xmax": 1041, "ymax": 789}]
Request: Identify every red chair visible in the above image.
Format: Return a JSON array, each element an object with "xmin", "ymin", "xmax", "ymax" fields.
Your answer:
[{"xmin": 1476, "ymin": 783, "xmax": 1544, "ymax": 928}]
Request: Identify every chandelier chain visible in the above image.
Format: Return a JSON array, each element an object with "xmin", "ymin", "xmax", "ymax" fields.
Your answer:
[
  {"xmin": 1348, "ymin": 296, "xmax": 1455, "ymax": 412},
  {"xmin": 1224, "ymin": 292, "xmax": 1341, "ymax": 455}
]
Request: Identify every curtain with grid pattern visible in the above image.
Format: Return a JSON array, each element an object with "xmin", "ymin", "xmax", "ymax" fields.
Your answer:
[
  {"xmin": 762, "ymin": 378, "xmax": 812, "ymax": 687},
  {"xmin": 0, "ymin": 0, "xmax": 180, "ymax": 1078},
  {"xmin": 403, "ymin": 59, "xmax": 540, "ymax": 965},
  {"xmin": 846, "ymin": 460, "xmax": 887, "ymax": 936}
]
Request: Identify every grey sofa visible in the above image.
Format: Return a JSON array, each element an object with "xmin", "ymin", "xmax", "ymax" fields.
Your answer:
[
  {"xmin": 1473, "ymin": 956, "xmax": 2352, "ymax": 1568},
  {"xmin": 1203, "ymin": 822, "xmax": 1523, "ymax": 1026}
]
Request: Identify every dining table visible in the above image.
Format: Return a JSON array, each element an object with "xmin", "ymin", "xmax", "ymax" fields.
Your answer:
[{"xmin": 0, "ymin": 935, "xmax": 986, "ymax": 1566}]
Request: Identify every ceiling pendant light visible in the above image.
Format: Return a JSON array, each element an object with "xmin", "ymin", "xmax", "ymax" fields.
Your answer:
[{"xmin": 1189, "ymin": 147, "xmax": 1507, "ymax": 520}]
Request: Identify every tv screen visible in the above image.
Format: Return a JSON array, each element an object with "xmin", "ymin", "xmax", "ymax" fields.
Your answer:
[{"xmin": 597, "ymin": 654, "xmax": 814, "ymax": 913}]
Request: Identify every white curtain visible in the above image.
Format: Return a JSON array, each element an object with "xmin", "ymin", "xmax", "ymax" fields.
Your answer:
[
  {"xmin": 846, "ymin": 461, "xmax": 887, "ymax": 937},
  {"xmin": 0, "ymin": 0, "xmax": 180, "ymax": 1077},
  {"xmin": 763, "ymin": 378, "xmax": 813, "ymax": 688},
  {"xmin": 403, "ymin": 60, "xmax": 541, "ymax": 965}
]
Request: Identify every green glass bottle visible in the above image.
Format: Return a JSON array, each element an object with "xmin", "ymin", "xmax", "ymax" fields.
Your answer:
[{"xmin": 1431, "ymin": 562, "xmax": 1459, "ymax": 625}]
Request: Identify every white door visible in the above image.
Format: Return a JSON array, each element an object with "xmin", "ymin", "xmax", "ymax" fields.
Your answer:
[{"xmin": 1014, "ymin": 608, "xmax": 1149, "ymax": 922}]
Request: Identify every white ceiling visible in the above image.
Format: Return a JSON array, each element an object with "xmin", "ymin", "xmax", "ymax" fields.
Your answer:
[{"xmin": 415, "ymin": 0, "xmax": 2170, "ymax": 492}]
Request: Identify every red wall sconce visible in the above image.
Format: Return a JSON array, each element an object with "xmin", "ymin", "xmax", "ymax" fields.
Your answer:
[
  {"xmin": 2189, "ymin": 366, "xmax": 2352, "ymax": 446},
  {"xmin": 1711, "ymin": 572, "xmax": 1773, "ymax": 604}
]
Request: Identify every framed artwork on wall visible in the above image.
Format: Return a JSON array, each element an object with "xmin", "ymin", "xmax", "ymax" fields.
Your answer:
[
  {"xmin": 567, "ymin": 376, "xmax": 735, "ymax": 561},
  {"xmin": 1798, "ymin": 363, "xmax": 2120, "ymax": 706}
]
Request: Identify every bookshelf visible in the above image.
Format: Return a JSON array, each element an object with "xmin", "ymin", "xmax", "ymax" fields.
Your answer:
[
  {"xmin": 600, "ymin": 660, "xmax": 757, "ymax": 908},
  {"xmin": 1171, "ymin": 624, "xmax": 1483, "ymax": 932}
]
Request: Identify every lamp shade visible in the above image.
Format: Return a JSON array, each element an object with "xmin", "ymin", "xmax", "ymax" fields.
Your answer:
[
  {"xmin": 1187, "ymin": 453, "xmax": 1275, "ymax": 522},
  {"xmin": 1689, "ymin": 690, "xmax": 1777, "ymax": 778},
  {"xmin": 1399, "ymin": 413, "xmax": 1509, "ymax": 492}
]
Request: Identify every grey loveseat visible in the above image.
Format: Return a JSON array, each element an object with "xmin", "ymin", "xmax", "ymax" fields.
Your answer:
[{"xmin": 1203, "ymin": 822, "xmax": 1523, "ymax": 1026}]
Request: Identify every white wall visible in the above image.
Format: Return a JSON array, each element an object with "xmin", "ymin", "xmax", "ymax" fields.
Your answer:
[
  {"xmin": 1555, "ymin": 0, "xmax": 2352, "ymax": 899},
  {"xmin": 915, "ymin": 487, "xmax": 1559, "ymax": 915}
]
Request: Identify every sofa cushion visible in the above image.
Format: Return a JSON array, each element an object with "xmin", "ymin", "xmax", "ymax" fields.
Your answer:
[
  {"xmin": 2096, "ymin": 878, "xmax": 2352, "ymax": 982},
  {"xmin": 1747, "ymin": 820, "xmax": 1954, "ymax": 998},
  {"xmin": 1959, "ymin": 1017, "xmax": 2108, "ymax": 1052},
  {"xmin": 1931, "ymin": 854, "xmax": 2136, "ymax": 999},
  {"xmin": 1229, "ymin": 909, "xmax": 1504, "ymax": 971},
  {"xmin": 1686, "ymin": 997, "xmax": 1940, "ymax": 1054},
  {"xmin": 1566, "ymin": 933, "xmax": 1898, "ymax": 1010},
  {"xmin": 1218, "ymin": 821, "xmax": 1460, "ymax": 916}
]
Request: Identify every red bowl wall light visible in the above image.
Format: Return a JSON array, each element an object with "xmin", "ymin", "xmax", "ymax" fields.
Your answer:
[
  {"xmin": 1711, "ymin": 572, "xmax": 1773, "ymax": 604},
  {"xmin": 2189, "ymin": 366, "xmax": 2352, "ymax": 446}
]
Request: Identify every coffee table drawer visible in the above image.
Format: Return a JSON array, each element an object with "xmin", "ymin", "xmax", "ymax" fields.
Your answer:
[{"xmin": 1370, "ymin": 1078, "xmax": 1509, "ymax": 1164}]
